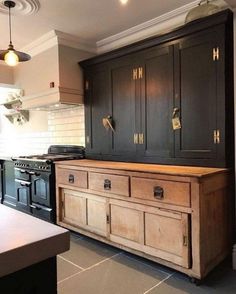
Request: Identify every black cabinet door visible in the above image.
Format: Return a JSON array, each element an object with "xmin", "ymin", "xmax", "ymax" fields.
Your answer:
[
  {"xmin": 140, "ymin": 44, "xmax": 174, "ymax": 159},
  {"xmin": 85, "ymin": 63, "xmax": 112, "ymax": 155},
  {"xmin": 174, "ymin": 30, "xmax": 218, "ymax": 159},
  {"xmin": 2, "ymin": 160, "xmax": 16, "ymax": 207},
  {"xmin": 110, "ymin": 56, "xmax": 139, "ymax": 156}
]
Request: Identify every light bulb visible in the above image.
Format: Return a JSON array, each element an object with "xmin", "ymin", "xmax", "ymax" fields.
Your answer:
[
  {"xmin": 120, "ymin": 0, "xmax": 128, "ymax": 5},
  {"xmin": 4, "ymin": 50, "xmax": 19, "ymax": 66}
]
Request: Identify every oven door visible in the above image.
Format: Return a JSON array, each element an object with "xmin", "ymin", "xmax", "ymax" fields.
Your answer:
[
  {"xmin": 15, "ymin": 179, "xmax": 31, "ymax": 213},
  {"xmin": 15, "ymin": 168, "xmax": 30, "ymax": 181},
  {"xmin": 31, "ymin": 171, "xmax": 51, "ymax": 207},
  {"xmin": 31, "ymin": 203, "xmax": 54, "ymax": 223}
]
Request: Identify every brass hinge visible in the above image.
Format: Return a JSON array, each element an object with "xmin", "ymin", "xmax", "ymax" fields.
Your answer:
[
  {"xmin": 85, "ymin": 80, "xmax": 89, "ymax": 90},
  {"xmin": 213, "ymin": 129, "xmax": 220, "ymax": 144},
  {"xmin": 213, "ymin": 47, "xmax": 220, "ymax": 61},
  {"xmin": 106, "ymin": 215, "xmax": 110, "ymax": 224},
  {"xmin": 213, "ymin": 130, "xmax": 217, "ymax": 144},
  {"xmin": 183, "ymin": 235, "xmax": 188, "ymax": 247},
  {"xmin": 86, "ymin": 136, "xmax": 90, "ymax": 144},
  {"xmin": 139, "ymin": 133, "xmax": 144, "ymax": 144},
  {"xmin": 216, "ymin": 129, "xmax": 220, "ymax": 144},
  {"xmin": 138, "ymin": 67, "xmax": 143, "ymax": 79},
  {"xmin": 133, "ymin": 68, "xmax": 138, "ymax": 80},
  {"xmin": 134, "ymin": 133, "xmax": 138, "ymax": 144}
]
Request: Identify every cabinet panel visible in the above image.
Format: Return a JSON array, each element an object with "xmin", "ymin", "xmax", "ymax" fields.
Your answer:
[
  {"xmin": 144, "ymin": 211, "xmax": 190, "ymax": 268},
  {"xmin": 62, "ymin": 190, "xmax": 87, "ymax": 227},
  {"xmin": 110, "ymin": 204, "xmax": 143, "ymax": 243},
  {"xmin": 111, "ymin": 56, "xmax": 138, "ymax": 155},
  {"xmin": 85, "ymin": 64, "xmax": 111, "ymax": 155},
  {"xmin": 174, "ymin": 31, "xmax": 218, "ymax": 159},
  {"xmin": 87, "ymin": 197, "xmax": 107, "ymax": 236},
  {"xmin": 141, "ymin": 45, "xmax": 174, "ymax": 158}
]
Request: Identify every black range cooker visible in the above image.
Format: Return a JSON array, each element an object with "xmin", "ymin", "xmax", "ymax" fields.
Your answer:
[{"xmin": 12, "ymin": 145, "xmax": 84, "ymax": 223}]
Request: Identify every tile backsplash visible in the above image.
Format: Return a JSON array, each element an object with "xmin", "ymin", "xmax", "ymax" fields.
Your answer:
[{"xmin": 0, "ymin": 106, "xmax": 85, "ymax": 156}]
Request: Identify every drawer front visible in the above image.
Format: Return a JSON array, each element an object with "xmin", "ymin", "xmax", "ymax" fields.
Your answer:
[
  {"xmin": 131, "ymin": 177, "xmax": 190, "ymax": 207},
  {"xmin": 57, "ymin": 168, "xmax": 88, "ymax": 189},
  {"xmin": 89, "ymin": 172, "xmax": 130, "ymax": 197}
]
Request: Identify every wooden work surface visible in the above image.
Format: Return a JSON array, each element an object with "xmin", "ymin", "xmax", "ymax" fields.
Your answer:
[
  {"xmin": 56, "ymin": 159, "xmax": 228, "ymax": 178},
  {"xmin": 0, "ymin": 205, "xmax": 70, "ymax": 278}
]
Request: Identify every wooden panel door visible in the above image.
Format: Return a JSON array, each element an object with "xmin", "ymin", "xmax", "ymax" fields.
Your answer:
[
  {"xmin": 140, "ymin": 44, "xmax": 174, "ymax": 159},
  {"xmin": 144, "ymin": 210, "xmax": 190, "ymax": 268},
  {"xmin": 109, "ymin": 201, "xmax": 144, "ymax": 250},
  {"xmin": 110, "ymin": 55, "xmax": 139, "ymax": 156},
  {"xmin": 84, "ymin": 63, "xmax": 112, "ymax": 155},
  {"xmin": 87, "ymin": 194, "xmax": 108, "ymax": 237},
  {"xmin": 60, "ymin": 189, "xmax": 87, "ymax": 228},
  {"xmin": 174, "ymin": 31, "xmax": 218, "ymax": 159}
]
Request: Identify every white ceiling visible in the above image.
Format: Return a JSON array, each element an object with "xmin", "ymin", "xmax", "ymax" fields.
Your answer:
[{"xmin": 0, "ymin": 0, "xmax": 232, "ymax": 51}]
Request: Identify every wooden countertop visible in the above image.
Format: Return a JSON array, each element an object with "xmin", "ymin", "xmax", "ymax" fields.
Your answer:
[
  {"xmin": 55, "ymin": 159, "xmax": 228, "ymax": 178},
  {"xmin": 0, "ymin": 205, "xmax": 70, "ymax": 278}
]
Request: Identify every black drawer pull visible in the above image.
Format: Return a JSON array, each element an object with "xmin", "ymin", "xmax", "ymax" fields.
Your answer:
[
  {"xmin": 69, "ymin": 174, "xmax": 74, "ymax": 183},
  {"xmin": 104, "ymin": 179, "xmax": 111, "ymax": 190},
  {"xmin": 153, "ymin": 186, "xmax": 164, "ymax": 200}
]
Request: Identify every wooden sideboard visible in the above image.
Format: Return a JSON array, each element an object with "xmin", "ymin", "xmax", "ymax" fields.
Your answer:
[{"xmin": 55, "ymin": 159, "xmax": 233, "ymax": 281}]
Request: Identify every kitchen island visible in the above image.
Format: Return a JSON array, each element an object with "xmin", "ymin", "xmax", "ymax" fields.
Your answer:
[{"xmin": 0, "ymin": 204, "xmax": 70, "ymax": 293}]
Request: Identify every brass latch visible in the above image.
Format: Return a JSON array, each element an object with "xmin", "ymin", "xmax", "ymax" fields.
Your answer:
[
  {"xmin": 183, "ymin": 235, "xmax": 188, "ymax": 247},
  {"xmin": 139, "ymin": 133, "xmax": 144, "ymax": 144},
  {"xmin": 134, "ymin": 133, "xmax": 138, "ymax": 144},
  {"xmin": 133, "ymin": 69, "xmax": 138, "ymax": 80},
  {"xmin": 213, "ymin": 47, "xmax": 220, "ymax": 61},
  {"xmin": 213, "ymin": 130, "xmax": 220, "ymax": 144}
]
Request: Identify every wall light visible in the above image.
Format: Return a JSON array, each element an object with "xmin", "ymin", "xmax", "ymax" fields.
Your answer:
[{"xmin": 0, "ymin": 1, "xmax": 31, "ymax": 66}]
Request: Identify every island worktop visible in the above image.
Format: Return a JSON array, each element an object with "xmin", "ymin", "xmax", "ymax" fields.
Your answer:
[{"xmin": 0, "ymin": 204, "xmax": 69, "ymax": 278}]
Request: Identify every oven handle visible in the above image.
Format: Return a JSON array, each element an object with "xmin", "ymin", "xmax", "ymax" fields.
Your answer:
[
  {"xmin": 15, "ymin": 179, "xmax": 31, "ymax": 187},
  {"xmin": 28, "ymin": 171, "xmax": 41, "ymax": 176},
  {"xmin": 30, "ymin": 204, "xmax": 52, "ymax": 212},
  {"xmin": 15, "ymin": 168, "xmax": 27, "ymax": 174}
]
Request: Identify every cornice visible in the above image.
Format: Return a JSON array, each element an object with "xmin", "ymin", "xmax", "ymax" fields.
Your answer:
[{"xmin": 21, "ymin": 30, "xmax": 97, "ymax": 57}]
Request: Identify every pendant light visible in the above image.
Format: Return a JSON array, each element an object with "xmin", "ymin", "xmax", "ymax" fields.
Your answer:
[
  {"xmin": 185, "ymin": 0, "xmax": 219, "ymax": 24},
  {"xmin": 0, "ymin": 1, "xmax": 31, "ymax": 66}
]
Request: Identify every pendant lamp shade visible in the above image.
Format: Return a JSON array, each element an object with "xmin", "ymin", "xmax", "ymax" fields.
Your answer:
[
  {"xmin": 0, "ymin": 1, "xmax": 31, "ymax": 66},
  {"xmin": 185, "ymin": 0, "xmax": 219, "ymax": 24}
]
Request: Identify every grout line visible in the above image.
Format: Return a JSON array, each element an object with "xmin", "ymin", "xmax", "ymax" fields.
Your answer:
[
  {"xmin": 124, "ymin": 253, "xmax": 172, "ymax": 276},
  {"xmin": 143, "ymin": 273, "xmax": 174, "ymax": 294},
  {"xmin": 58, "ymin": 252, "xmax": 122, "ymax": 284},
  {"xmin": 58, "ymin": 255, "xmax": 85, "ymax": 270}
]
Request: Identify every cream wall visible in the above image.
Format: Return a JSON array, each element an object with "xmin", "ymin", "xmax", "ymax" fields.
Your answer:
[
  {"xmin": 14, "ymin": 46, "xmax": 59, "ymax": 96},
  {"xmin": 0, "ymin": 64, "xmax": 14, "ymax": 84}
]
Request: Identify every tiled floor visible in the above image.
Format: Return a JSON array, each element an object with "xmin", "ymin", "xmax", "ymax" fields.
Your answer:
[{"xmin": 57, "ymin": 233, "xmax": 236, "ymax": 294}]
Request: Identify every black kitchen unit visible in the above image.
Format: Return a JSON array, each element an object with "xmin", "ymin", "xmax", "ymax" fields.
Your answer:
[
  {"xmin": 11, "ymin": 145, "xmax": 84, "ymax": 223},
  {"xmin": 80, "ymin": 9, "xmax": 234, "ymax": 168}
]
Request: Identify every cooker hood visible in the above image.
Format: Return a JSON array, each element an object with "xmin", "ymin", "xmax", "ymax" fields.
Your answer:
[{"xmin": 22, "ymin": 86, "xmax": 83, "ymax": 110}]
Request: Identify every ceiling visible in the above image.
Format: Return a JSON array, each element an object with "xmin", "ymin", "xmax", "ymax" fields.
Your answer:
[{"xmin": 0, "ymin": 0, "xmax": 232, "ymax": 51}]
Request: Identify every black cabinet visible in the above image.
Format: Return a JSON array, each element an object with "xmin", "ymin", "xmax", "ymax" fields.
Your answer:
[
  {"xmin": 2, "ymin": 160, "xmax": 16, "ymax": 207},
  {"xmin": 80, "ymin": 10, "xmax": 234, "ymax": 167}
]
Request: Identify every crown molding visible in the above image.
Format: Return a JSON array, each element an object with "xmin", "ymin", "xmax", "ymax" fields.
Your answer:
[
  {"xmin": 21, "ymin": 30, "xmax": 97, "ymax": 57},
  {"xmin": 96, "ymin": 0, "xmax": 228, "ymax": 53}
]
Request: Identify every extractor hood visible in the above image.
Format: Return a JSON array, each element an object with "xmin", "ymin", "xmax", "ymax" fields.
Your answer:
[{"xmin": 22, "ymin": 86, "xmax": 83, "ymax": 110}]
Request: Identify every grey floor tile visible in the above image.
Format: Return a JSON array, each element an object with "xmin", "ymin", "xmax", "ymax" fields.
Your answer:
[
  {"xmin": 57, "ymin": 256, "xmax": 82, "ymax": 282},
  {"xmin": 61, "ymin": 237, "xmax": 120, "ymax": 269},
  {"xmin": 149, "ymin": 261, "xmax": 236, "ymax": 294},
  {"xmin": 58, "ymin": 253, "xmax": 168, "ymax": 294},
  {"xmin": 70, "ymin": 232, "xmax": 83, "ymax": 242}
]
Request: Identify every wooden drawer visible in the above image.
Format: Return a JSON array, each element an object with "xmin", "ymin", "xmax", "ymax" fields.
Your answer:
[
  {"xmin": 131, "ymin": 177, "xmax": 190, "ymax": 207},
  {"xmin": 89, "ymin": 172, "xmax": 130, "ymax": 197},
  {"xmin": 57, "ymin": 168, "xmax": 88, "ymax": 189}
]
